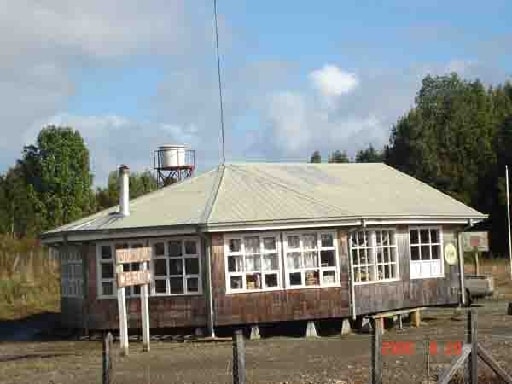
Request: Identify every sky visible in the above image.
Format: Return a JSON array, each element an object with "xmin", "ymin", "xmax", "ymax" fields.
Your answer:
[{"xmin": 0, "ymin": 0, "xmax": 511, "ymax": 185}]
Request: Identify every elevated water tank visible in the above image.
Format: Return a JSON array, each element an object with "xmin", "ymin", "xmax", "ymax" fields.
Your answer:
[{"xmin": 158, "ymin": 144, "xmax": 186, "ymax": 169}]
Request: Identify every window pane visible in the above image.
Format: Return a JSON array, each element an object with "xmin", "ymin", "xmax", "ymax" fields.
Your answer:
[
  {"xmin": 263, "ymin": 237, "xmax": 276, "ymax": 251},
  {"xmin": 154, "ymin": 279, "xmax": 167, "ymax": 294},
  {"xmin": 287, "ymin": 236, "xmax": 300, "ymax": 249},
  {"xmin": 185, "ymin": 258, "xmax": 199, "ymax": 274},
  {"xmin": 420, "ymin": 229, "xmax": 429, "ymax": 244},
  {"xmin": 352, "ymin": 250, "xmax": 359, "ymax": 266},
  {"xmin": 168, "ymin": 241, "xmax": 182, "ymax": 257},
  {"xmin": 228, "ymin": 256, "xmax": 243, "ymax": 272},
  {"xmin": 245, "ymin": 254, "xmax": 261, "ymax": 272},
  {"xmin": 133, "ymin": 286, "xmax": 141, "ymax": 295},
  {"xmin": 170, "ymin": 259, "xmax": 183, "ymax": 275},
  {"xmin": 230, "ymin": 276, "xmax": 243, "ymax": 290},
  {"xmin": 101, "ymin": 246, "xmax": 112, "ymax": 259},
  {"xmin": 376, "ymin": 248, "xmax": 384, "ymax": 263},
  {"xmin": 101, "ymin": 263, "xmax": 114, "ymax": 278},
  {"xmin": 287, "ymin": 252, "xmax": 302, "ymax": 269},
  {"xmin": 263, "ymin": 253, "xmax": 278, "ymax": 270},
  {"xmin": 303, "ymin": 234, "xmax": 317, "ymax": 249},
  {"xmin": 184, "ymin": 240, "xmax": 197, "ymax": 255},
  {"xmin": 411, "ymin": 246, "xmax": 420, "ymax": 261},
  {"xmin": 320, "ymin": 250, "xmax": 335, "ymax": 267},
  {"xmin": 430, "ymin": 229, "xmax": 439, "ymax": 243},
  {"xmin": 354, "ymin": 267, "xmax": 362, "ymax": 282},
  {"xmin": 170, "ymin": 277, "xmax": 184, "ymax": 294},
  {"xmin": 229, "ymin": 239, "xmax": 241, "ymax": 253},
  {"xmin": 431, "ymin": 245, "xmax": 440, "ymax": 259},
  {"xmin": 357, "ymin": 231, "xmax": 367, "ymax": 247},
  {"xmin": 410, "ymin": 230, "xmax": 419, "ymax": 245},
  {"xmin": 264, "ymin": 274, "xmax": 278, "ymax": 288},
  {"xmin": 321, "ymin": 233, "xmax": 334, "ymax": 248},
  {"xmin": 102, "ymin": 282, "xmax": 113, "ymax": 296},
  {"xmin": 289, "ymin": 272, "xmax": 302, "ymax": 286},
  {"xmin": 322, "ymin": 270, "xmax": 336, "ymax": 284},
  {"xmin": 305, "ymin": 270, "xmax": 319, "ymax": 286},
  {"xmin": 153, "ymin": 242, "xmax": 165, "ymax": 256},
  {"xmin": 304, "ymin": 251, "xmax": 318, "ymax": 268},
  {"xmin": 187, "ymin": 277, "xmax": 199, "ymax": 292},
  {"xmin": 115, "ymin": 243, "xmax": 128, "ymax": 250},
  {"xmin": 131, "ymin": 262, "xmax": 140, "ymax": 271},
  {"xmin": 421, "ymin": 245, "xmax": 430, "ymax": 260},
  {"xmin": 244, "ymin": 237, "xmax": 260, "ymax": 254},
  {"xmin": 246, "ymin": 273, "xmax": 261, "ymax": 290},
  {"xmin": 132, "ymin": 243, "xmax": 143, "ymax": 249},
  {"xmin": 154, "ymin": 259, "xmax": 167, "ymax": 276},
  {"xmin": 377, "ymin": 265, "xmax": 384, "ymax": 280}
]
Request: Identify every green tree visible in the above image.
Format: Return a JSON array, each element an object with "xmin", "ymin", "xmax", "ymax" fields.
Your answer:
[
  {"xmin": 356, "ymin": 145, "xmax": 384, "ymax": 163},
  {"xmin": 328, "ymin": 150, "xmax": 350, "ymax": 163},
  {"xmin": 21, "ymin": 126, "xmax": 95, "ymax": 230},
  {"xmin": 310, "ymin": 150, "xmax": 322, "ymax": 163}
]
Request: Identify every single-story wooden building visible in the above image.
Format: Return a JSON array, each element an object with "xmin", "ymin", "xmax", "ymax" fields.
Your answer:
[{"xmin": 41, "ymin": 162, "xmax": 485, "ymax": 334}]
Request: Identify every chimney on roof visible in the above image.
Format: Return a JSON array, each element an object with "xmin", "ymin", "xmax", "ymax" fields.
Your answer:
[{"xmin": 118, "ymin": 165, "xmax": 130, "ymax": 217}]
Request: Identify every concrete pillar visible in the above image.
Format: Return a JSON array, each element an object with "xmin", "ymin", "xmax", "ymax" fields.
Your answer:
[
  {"xmin": 250, "ymin": 325, "xmax": 261, "ymax": 340},
  {"xmin": 411, "ymin": 309, "xmax": 421, "ymax": 327},
  {"xmin": 397, "ymin": 314, "xmax": 403, "ymax": 330},
  {"xmin": 305, "ymin": 321, "xmax": 318, "ymax": 338},
  {"xmin": 340, "ymin": 318, "xmax": 352, "ymax": 336}
]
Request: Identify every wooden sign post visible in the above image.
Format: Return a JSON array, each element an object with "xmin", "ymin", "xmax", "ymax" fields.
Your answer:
[{"xmin": 115, "ymin": 247, "xmax": 152, "ymax": 355}]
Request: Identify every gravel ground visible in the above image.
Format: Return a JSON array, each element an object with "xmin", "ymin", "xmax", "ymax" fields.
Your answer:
[{"xmin": 1, "ymin": 300, "xmax": 511, "ymax": 384}]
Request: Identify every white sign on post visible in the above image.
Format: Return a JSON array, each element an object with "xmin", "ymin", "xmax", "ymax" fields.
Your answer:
[{"xmin": 115, "ymin": 247, "xmax": 152, "ymax": 355}]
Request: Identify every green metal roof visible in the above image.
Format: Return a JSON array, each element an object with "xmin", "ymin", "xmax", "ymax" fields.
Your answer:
[{"xmin": 42, "ymin": 162, "xmax": 486, "ymax": 241}]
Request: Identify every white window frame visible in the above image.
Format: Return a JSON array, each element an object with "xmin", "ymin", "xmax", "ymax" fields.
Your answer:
[
  {"xmin": 409, "ymin": 226, "xmax": 444, "ymax": 279},
  {"xmin": 60, "ymin": 246, "xmax": 84, "ymax": 298},
  {"xmin": 224, "ymin": 232, "xmax": 282, "ymax": 294},
  {"xmin": 349, "ymin": 228, "xmax": 399, "ymax": 285},
  {"xmin": 283, "ymin": 230, "xmax": 340, "ymax": 289},
  {"xmin": 96, "ymin": 237, "xmax": 202, "ymax": 299},
  {"xmin": 149, "ymin": 237, "xmax": 202, "ymax": 296}
]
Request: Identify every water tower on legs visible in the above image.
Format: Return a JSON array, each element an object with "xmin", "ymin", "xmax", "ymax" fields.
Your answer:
[{"xmin": 154, "ymin": 145, "xmax": 196, "ymax": 187}]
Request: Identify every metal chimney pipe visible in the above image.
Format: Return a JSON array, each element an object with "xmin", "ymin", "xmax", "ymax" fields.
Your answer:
[{"xmin": 118, "ymin": 165, "xmax": 130, "ymax": 217}]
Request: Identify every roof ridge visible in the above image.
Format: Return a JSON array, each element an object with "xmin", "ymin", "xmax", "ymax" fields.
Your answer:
[
  {"xmin": 228, "ymin": 164, "xmax": 352, "ymax": 216},
  {"xmin": 199, "ymin": 164, "xmax": 225, "ymax": 224}
]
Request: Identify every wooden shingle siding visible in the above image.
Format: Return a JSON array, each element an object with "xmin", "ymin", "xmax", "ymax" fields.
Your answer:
[
  {"xmin": 211, "ymin": 232, "xmax": 351, "ymax": 326},
  {"xmin": 353, "ymin": 226, "xmax": 461, "ymax": 315}
]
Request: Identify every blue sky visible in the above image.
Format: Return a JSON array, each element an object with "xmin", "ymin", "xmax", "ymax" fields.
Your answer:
[{"xmin": 0, "ymin": 0, "xmax": 511, "ymax": 185}]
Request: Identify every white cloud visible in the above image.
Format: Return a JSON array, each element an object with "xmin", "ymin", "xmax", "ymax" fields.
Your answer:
[{"xmin": 309, "ymin": 64, "xmax": 359, "ymax": 98}]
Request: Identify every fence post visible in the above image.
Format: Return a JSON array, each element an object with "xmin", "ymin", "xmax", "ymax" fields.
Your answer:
[
  {"xmin": 232, "ymin": 329, "xmax": 246, "ymax": 384},
  {"xmin": 468, "ymin": 309, "xmax": 478, "ymax": 384},
  {"xmin": 371, "ymin": 317, "xmax": 382, "ymax": 384},
  {"xmin": 102, "ymin": 332, "xmax": 114, "ymax": 384}
]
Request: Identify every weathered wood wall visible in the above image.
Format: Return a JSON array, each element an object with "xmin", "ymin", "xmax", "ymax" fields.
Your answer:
[
  {"xmin": 353, "ymin": 225, "xmax": 461, "ymax": 315},
  {"xmin": 210, "ymin": 231, "xmax": 351, "ymax": 326}
]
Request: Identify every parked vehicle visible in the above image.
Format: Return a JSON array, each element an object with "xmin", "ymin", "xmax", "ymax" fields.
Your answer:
[{"xmin": 465, "ymin": 275, "xmax": 495, "ymax": 304}]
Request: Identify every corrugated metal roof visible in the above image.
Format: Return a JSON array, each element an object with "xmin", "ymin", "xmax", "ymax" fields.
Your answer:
[{"xmin": 42, "ymin": 162, "xmax": 486, "ymax": 240}]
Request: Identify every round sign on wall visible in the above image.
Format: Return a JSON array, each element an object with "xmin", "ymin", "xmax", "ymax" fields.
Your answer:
[{"xmin": 444, "ymin": 243, "xmax": 458, "ymax": 265}]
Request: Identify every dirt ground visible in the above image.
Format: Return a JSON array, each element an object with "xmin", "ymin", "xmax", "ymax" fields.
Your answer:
[{"xmin": 1, "ymin": 299, "xmax": 512, "ymax": 384}]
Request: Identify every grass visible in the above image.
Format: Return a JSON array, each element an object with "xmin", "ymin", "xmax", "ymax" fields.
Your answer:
[{"xmin": 0, "ymin": 235, "xmax": 59, "ymax": 320}]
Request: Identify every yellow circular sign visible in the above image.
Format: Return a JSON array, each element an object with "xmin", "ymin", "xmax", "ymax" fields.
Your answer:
[{"xmin": 444, "ymin": 243, "xmax": 458, "ymax": 265}]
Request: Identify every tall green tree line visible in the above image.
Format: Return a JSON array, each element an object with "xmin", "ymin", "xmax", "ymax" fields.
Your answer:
[{"xmin": 0, "ymin": 126, "xmax": 157, "ymax": 238}]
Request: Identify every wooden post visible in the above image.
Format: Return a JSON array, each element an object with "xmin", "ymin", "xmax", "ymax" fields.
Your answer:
[
  {"xmin": 371, "ymin": 317, "xmax": 382, "ymax": 384},
  {"xmin": 141, "ymin": 261, "xmax": 150, "ymax": 352},
  {"xmin": 411, "ymin": 309, "xmax": 421, "ymax": 327},
  {"xmin": 232, "ymin": 329, "xmax": 246, "ymax": 384},
  {"xmin": 117, "ymin": 280, "xmax": 129, "ymax": 356},
  {"xmin": 468, "ymin": 309, "xmax": 478, "ymax": 384},
  {"xmin": 102, "ymin": 332, "xmax": 113, "ymax": 384}
]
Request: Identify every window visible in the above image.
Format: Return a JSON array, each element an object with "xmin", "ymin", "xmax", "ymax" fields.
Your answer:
[
  {"xmin": 225, "ymin": 234, "xmax": 281, "ymax": 293},
  {"xmin": 150, "ymin": 238, "xmax": 202, "ymax": 296},
  {"xmin": 410, "ymin": 228, "xmax": 443, "ymax": 279},
  {"xmin": 350, "ymin": 229, "xmax": 398, "ymax": 283},
  {"xmin": 97, "ymin": 237, "xmax": 202, "ymax": 298},
  {"xmin": 60, "ymin": 247, "xmax": 84, "ymax": 298},
  {"xmin": 283, "ymin": 231, "xmax": 339, "ymax": 288}
]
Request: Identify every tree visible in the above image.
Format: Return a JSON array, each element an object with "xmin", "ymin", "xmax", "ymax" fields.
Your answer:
[
  {"xmin": 328, "ymin": 150, "xmax": 350, "ymax": 163},
  {"xmin": 310, "ymin": 150, "xmax": 322, "ymax": 163},
  {"xmin": 20, "ymin": 126, "xmax": 95, "ymax": 231},
  {"xmin": 356, "ymin": 145, "xmax": 384, "ymax": 163}
]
